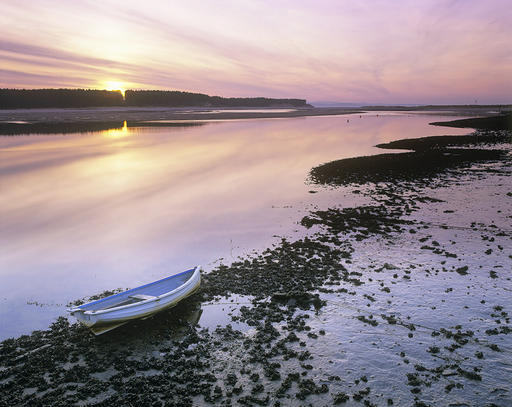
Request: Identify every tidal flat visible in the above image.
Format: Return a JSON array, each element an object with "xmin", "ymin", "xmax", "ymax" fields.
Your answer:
[
  {"xmin": 0, "ymin": 112, "xmax": 511, "ymax": 406},
  {"xmin": 0, "ymin": 106, "xmax": 508, "ymax": 136}
]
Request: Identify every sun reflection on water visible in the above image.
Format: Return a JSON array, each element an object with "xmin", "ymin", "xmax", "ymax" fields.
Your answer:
[{"xmin": 104, "ymin": 120, "xmax": 128, "ymax": 137}]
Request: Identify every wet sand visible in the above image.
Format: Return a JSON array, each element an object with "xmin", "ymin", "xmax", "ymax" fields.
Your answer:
[
  {"xmin": 0, "ymin": 107, "xmax": 360, "ymax": 136},
  {"xmin": 0, "ymin": 118, "xmax": 511, "ymax": 406},
  {"xmin": 0, "ymin": 106, "xmax": 350, "ymax": 121}
]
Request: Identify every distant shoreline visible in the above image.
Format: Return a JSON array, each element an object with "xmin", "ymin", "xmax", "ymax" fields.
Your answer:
[
  {"xmin": 0, "ymin": 106, "xmax": 510, "ymax": 135},
  {"xmin": 0, "ymin": 106, "xmax": 361, "ymax": 123},
  {"xmin": 0, "ymin": 107, "xmax": 362, "ymax": 135}
]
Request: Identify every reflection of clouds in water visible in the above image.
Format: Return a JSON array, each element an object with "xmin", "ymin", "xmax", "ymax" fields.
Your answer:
[
  {"xmin": 0, "ymin": 150, "xmax": 109, "ymax": 177},
  {"xmin": 0, "ymin": 113, "xmax": 474, "ymax": 338}
]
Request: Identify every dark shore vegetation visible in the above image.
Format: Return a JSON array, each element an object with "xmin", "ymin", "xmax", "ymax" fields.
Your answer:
[
  {"xmin": 0, "ymin": 89, "xmax": 124, "ymax": 109},
  {"xmin": 376, "ymin": 131, "xmax": 512, "ymax": 151},
  {"xmin": 124, "ymin": 90, "xmax": 310, "ymax": 108},
  {"xmin": 310, "ymin": 148, "xmax": 506, "ymax": 185},
  {"xmin": 0, "ymin": 116, "xmax": 511, "ymax": 406},
  {"xmin": 0, "ymin": 88, "xmax": 310, "ymax": 109}
]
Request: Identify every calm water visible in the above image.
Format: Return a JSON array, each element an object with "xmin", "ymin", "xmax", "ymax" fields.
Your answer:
[{"xmin": 0, "ymin": 112, "xmax": 470, "ymax": 339}]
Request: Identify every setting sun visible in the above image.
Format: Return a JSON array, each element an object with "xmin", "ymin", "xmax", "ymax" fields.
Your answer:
[{"xmin": 103, "ymin": 81, "xmax": 126, "ymax": 98}]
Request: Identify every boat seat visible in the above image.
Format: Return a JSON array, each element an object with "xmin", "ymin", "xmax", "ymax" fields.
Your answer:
[{"xmin": 129, "ymin": 294, "xmax": 157, "ymax": 301}]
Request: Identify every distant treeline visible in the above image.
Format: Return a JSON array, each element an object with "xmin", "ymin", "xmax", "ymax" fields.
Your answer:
[
  {"xmin": 0, "ymin": 89, "xmax": 309, "ymax": 109},
  {"xmin": 0, "ymin": 89, "xmax": 123, "ymax": 109},
  {"xmin": 124, "ymin": 90, "xmax": 309, "ymax": 107}
]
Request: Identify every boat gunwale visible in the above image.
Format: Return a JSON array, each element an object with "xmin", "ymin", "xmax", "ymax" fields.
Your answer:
[{"xmin": 68, "ymin": 266, "xmax": 201, "ymax": 315}]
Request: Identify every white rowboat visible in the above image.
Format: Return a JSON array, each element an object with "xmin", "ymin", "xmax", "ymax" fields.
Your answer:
[{"xmin": 68, "ymin": 266, "xmax": 201, "ymax": 335}]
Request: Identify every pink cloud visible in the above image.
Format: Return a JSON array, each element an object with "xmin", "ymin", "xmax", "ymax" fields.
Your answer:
[{"xmin": 0, "ymin": 0, "xmax": 510, "ymax": 104}]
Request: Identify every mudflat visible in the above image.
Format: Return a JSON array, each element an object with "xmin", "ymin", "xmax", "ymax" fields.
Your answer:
[{"xmin": 0, "ymin": 106, "xmax": 359, "ymax": 123}]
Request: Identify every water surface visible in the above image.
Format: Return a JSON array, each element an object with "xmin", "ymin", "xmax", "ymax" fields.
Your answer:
[{"xmin": 0, "ymin": 112, "xmax": 470, "ymax": 339}]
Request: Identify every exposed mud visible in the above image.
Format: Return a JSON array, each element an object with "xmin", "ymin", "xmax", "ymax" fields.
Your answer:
[
  {"xmin": 376, "ymin": 130, "xmax": 512, "ymax": 151},
  {"xmin": 310, "ymin": 148, "xmax": 506, "ymax": 185},
  {"xmin": 430, "ymin": 113, "xmax": 512, "ymax": 130}
]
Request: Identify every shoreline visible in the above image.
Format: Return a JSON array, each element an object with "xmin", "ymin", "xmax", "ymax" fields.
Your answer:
[
  {"xmin": 0, "ymin": 106, "xmax": 510, "ymax": 136},
  {"xmin": 0, "ymin": 107, "xmax": 362, "ymax": 124}
]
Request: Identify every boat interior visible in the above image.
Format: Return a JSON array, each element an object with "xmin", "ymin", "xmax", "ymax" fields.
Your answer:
[{"xmin": 77, "ymin": 268, "xmax": 197, "ymax": 312}]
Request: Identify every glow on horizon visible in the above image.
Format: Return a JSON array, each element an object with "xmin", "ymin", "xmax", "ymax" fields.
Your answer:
[
  {"xmin": 103, "ymin": 81, "xmax": 127, "ymax": 98},
  {"xmin": 0, "ymin": 0, "xmax": 511, "ymax": 104}
]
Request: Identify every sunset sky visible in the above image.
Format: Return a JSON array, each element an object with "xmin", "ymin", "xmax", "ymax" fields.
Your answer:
[{"xmin": 1, "ymin": 0, "xmax": 511, "ymax": 104}]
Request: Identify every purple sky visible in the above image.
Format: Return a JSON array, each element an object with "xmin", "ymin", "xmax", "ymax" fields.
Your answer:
[{"xmin": 1, "ymin": 0, "xmax": 511, "ymax": 104}]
